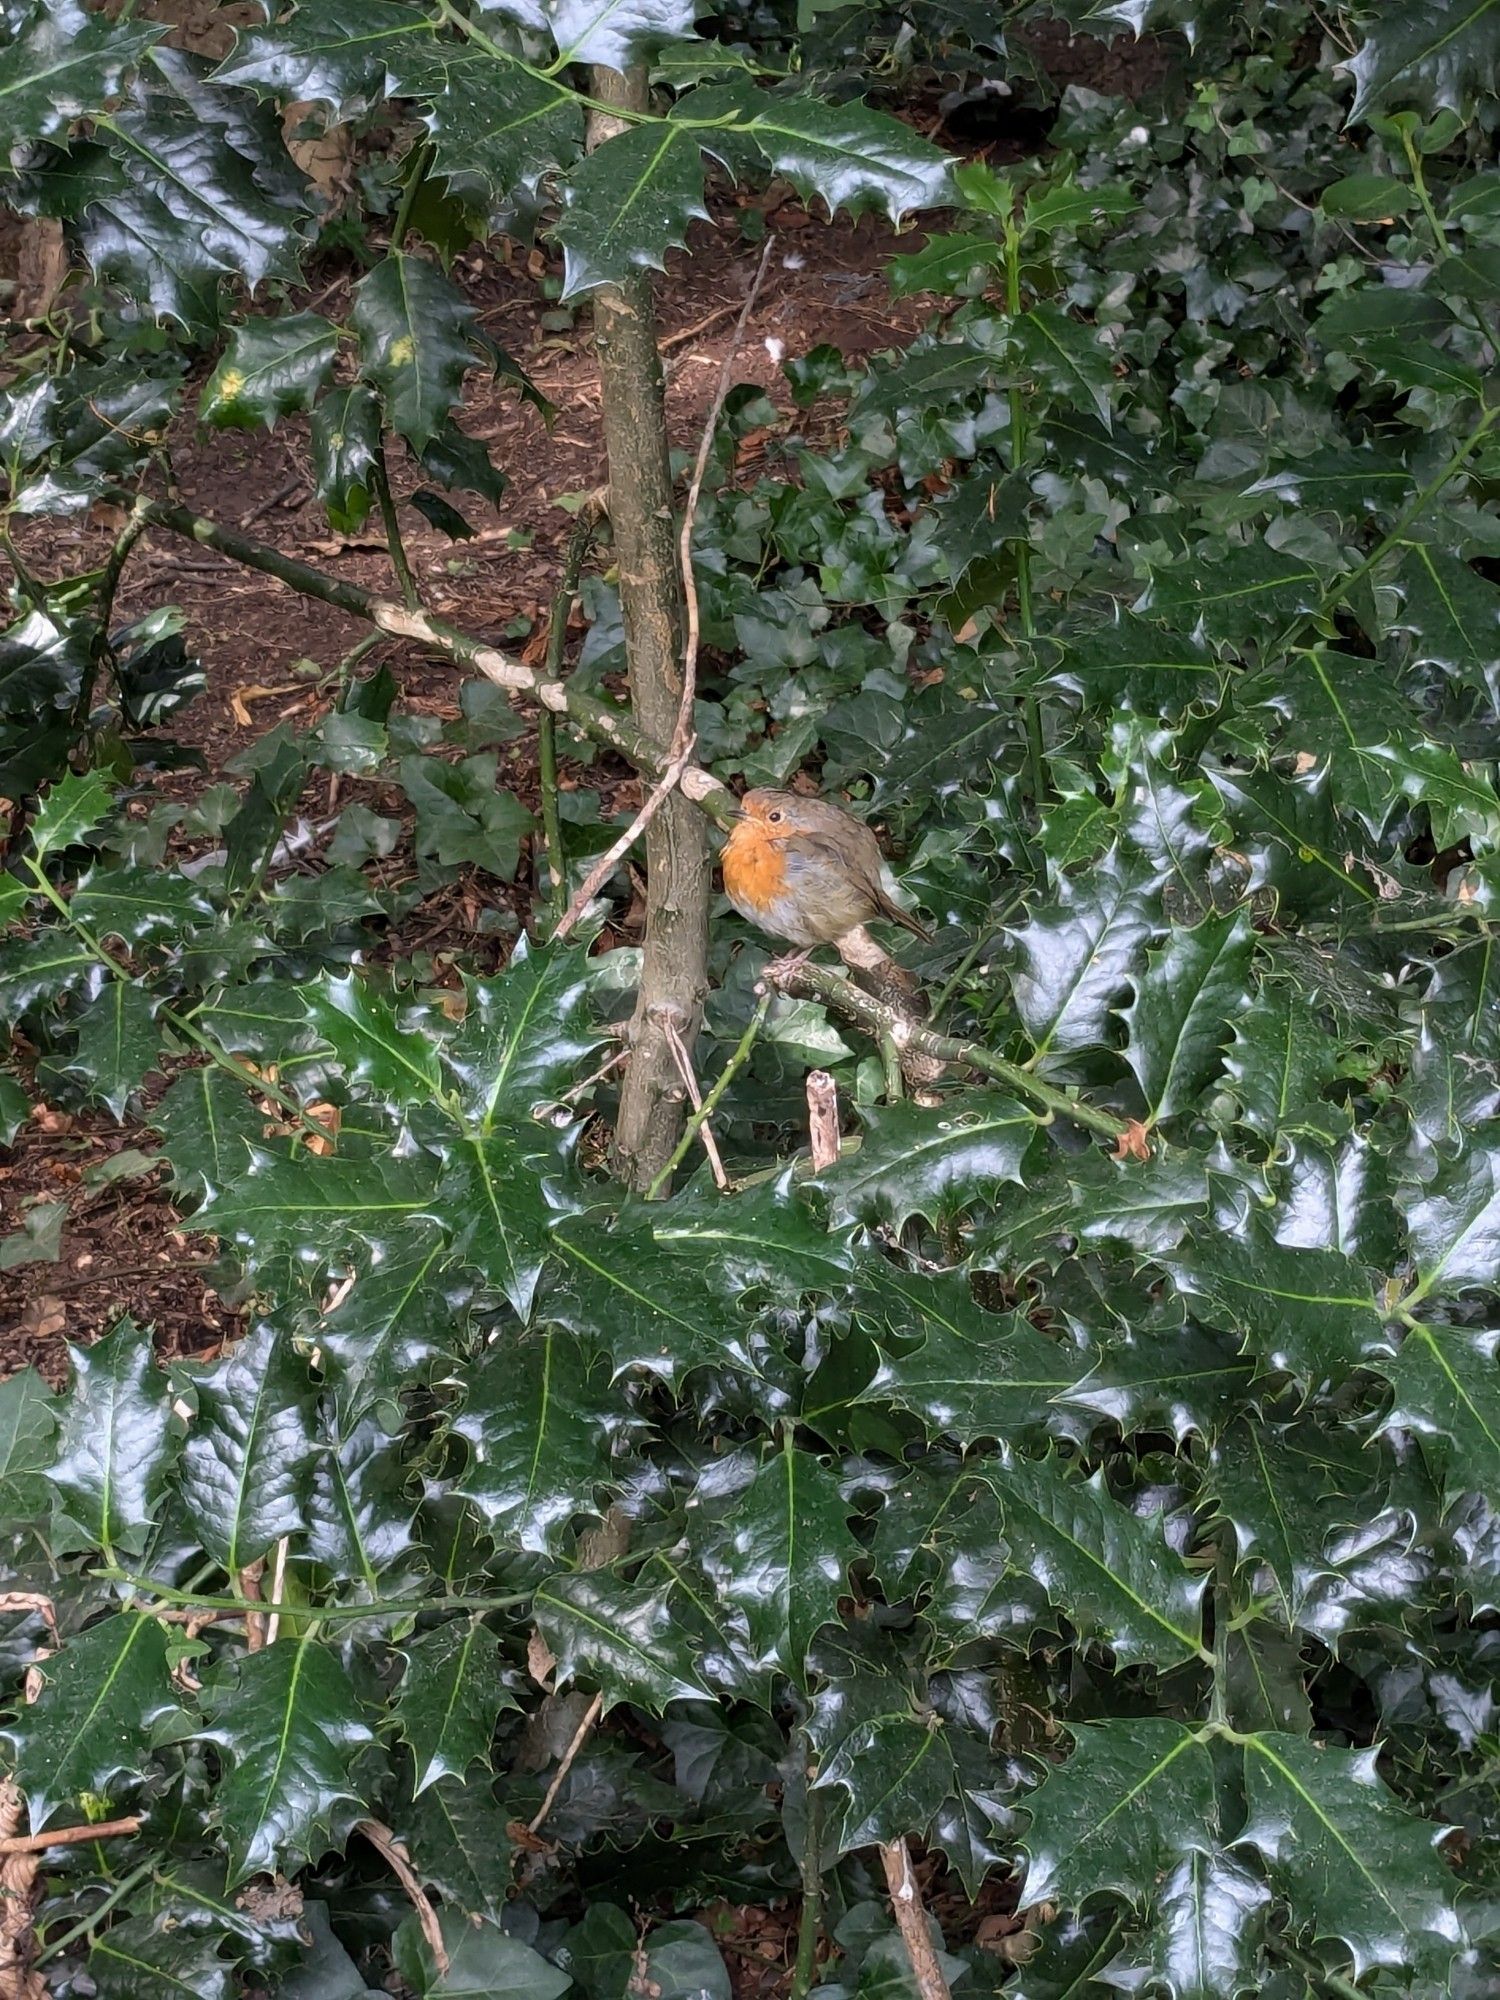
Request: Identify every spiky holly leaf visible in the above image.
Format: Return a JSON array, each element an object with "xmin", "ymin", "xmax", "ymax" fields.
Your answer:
[
  {"xmin": 1206, "ymin": 1418, "xmax": 1381, "ymax": 1627},
  {"xmin": 454, "ymin": 1328, "xmax": 617, "ymax": 1552},
  {"xmin": 400, "ymin": 1778, "xmax": 513, "ymax": 1924},
  {"xmin": 443, "ymin": 940, "xmax": 602, "ymax": 1128},
  {"xmin": 1037, "ymin": 615, "xmax": 1221, "ymax": 719},
  {"xmin": 84, "ymin": 1917, "xmax": 236, "ymax": 2000},
  {"xmin": 1012, "ymin": 303, "xmax": 1116, "ymax": 427},
  {"xmin": 65, "ymin": 979, "xmax": 160, "ymax": 1118},
  {"xmin": 692, "ymin": 1438, "xmax": 860, "ymax": 1690},
  {"xmin": 192, "ymin": 1152, "xmax": 440, "ymax": 1285},
  {"xmin": 1106, "ymin": 1849, "xmax": 1270, "ymax": 2000},
  {"xmin": 2, "ymin": 1614, "xmax": 177, "ymax": 1832},
  {"xmin": 0, "ymin": 1365, "xmax": 56, "ymax": 1520},
  {"xmin": 352, "ymin": 252, "xmax": 478, "ymax": 453},
  {"xmin": 1163, "ymin": 1222, "xmax": 1383, "ymax": 1387},
  {"xmin": 479, "ymin": 0, "xmax": 698, "ymax": 69},
  {"xmin": 69, "ymin": 868, "xmax": 215, "ymax": 945},
  {"xmin": 534, "ymin": 1570, "xmax": 711, "ymax": 1712},
  {"xmin": 398, "ymin": 1619, "xmax": 518, "ymax": 1794},
  {"xmin": 1238, "ymin": 1735, "xmax": 1465, "ymax": 1977},
  {"xmin": 554, "ymin": 122, "xmax": 708, "ymax": 296},
  {"xmin": 649, "ymin": 1170, "xmax": 860, "ymax": 1296},
  {"xmin": 1222, "ymin": 984, "xmax": 1346, "ymax": 1151},
  {"xmin": 214, "ymin": 0, "xmax": 429, "ymax": 119},
  {"xmin": 154, "ymin": 1066, "xmax": 267, "ymax": 1201},
  {"xmin": 395, "ymin": 42, "xmax": 582, "ymax": 207},
  {"xmin": 1136, "ymin": 546, "xmax": 1323, "ymax": 648},
  {"xmin": 984, "ymin": 1454, "xmax": 1208, "ymax": 1669},
  {"xmin": 51, "ymin": 1317, "xmax": 173, "ymax": 1559},
  {"xmin": 29, "ymin": 767, "xmax": 113, "ymax": 859},
  {"xmin": 1400, "ymin": 1135, "xmax": 1500, "ymax": 1304},
  {"xmin": 436, "ymin": 1126, "xmax": 569, "ymax": 1320},
  {"xmin": 549, "ymin": 1213, "xmax": 764, "ymax": 1380},
  {"xmin": 176, "ymin": 1320, "xmax": 319, "ymax": 1572},
  {"xmin": 1122, "ymin": 910, "xmax": 1254, "ymax": 1124},
  {"xmin": 1345, "ymin": 0, "xmax": 1500, "ymax": 121},
  {"xmin": 199, "ymin": 314, "xmax": 340, "ymax": 430},
  {"xmin": 1011, "ymin": 851, "xmax": 1160, "ymax": 1071},
  {"xmin": 0, "ymin": 6, "xmax": 163, "ymax": 148},
  {"xmin": 1388, "ymin": 543, "xmax": 1500, "ymax": 703},
  {"xmin": 304, "ymin": 972, "xmax": 444, "ymax": 1103},
  {"xmin": 311, "ymin": 383, "xmax": 382, "ymax": 536},
  {"xmin": 307, "ymin": 1414, "xmax": 422, "ymax": 1602},
  {"xmin": 199, "ymin": 1633, "xmax": 373, "ymax": 1884},
  {"xmin": 317, "ymin": 1226, "xmax": 461, "ymax": 1420},
  {"xmin": 1378, "ymin": 1324, "xmax": 1500, "ymax": 1504},
  {"xmin": 1018, "ymin": 1720, "xmax": 1218, "ymax": 1909},
  {"xmin": 812, "ymin": 1091, "xmax": 1036, "ymax": 1229}
]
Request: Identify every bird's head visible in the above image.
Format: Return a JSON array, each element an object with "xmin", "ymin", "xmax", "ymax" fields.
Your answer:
[{"xmin": 737, "ymin": 788, "xmax": 814, "ymax": 842}]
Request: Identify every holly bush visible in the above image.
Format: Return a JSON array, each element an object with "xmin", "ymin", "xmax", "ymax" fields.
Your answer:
[{"xmin": 1, "ymin": 0, "xmax": 1500, "ymax": 1996}]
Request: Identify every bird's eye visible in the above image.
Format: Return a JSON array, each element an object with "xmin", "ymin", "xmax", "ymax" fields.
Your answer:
[{"xmin": 767, "ymin": 808, "xmax": 784, "ymax": 824}]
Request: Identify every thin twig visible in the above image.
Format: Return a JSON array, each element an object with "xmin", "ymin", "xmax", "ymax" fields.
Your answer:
[
  {"xmin": 675, "ymin": 233, "xmax": 775, "ymax": 757},
  {"xmin": 359, "ymin": 1819, "xmax": 449, "ymax": 1977},
  {"xmin": 551, "ymin": 733, "xmax": 699, "ymax": 940},
  {"xmin": 880, "ymin": 1838, "xmax": 951, "ymax": 2000},
  {"xmin": 263, "ymin": 1538, "xmax": 290, "ymax": 1648},
  {"xmin": 662, "ymin": 1014, "xmax": 727, "ymax": 1189},
  {"xmin": 805, "ymin": 1071, "xmax": 840, "ymax": 1171},
  {"xmin": 239, "ymin": 1560, "xmax": 267, "ymax": 1653},
  {"xmin": 528, "ymin": 1690, "xmax": 603, "ymax": 1834},
  {"xmin": 0, "ymin": 1816, "xmax": 142, "ymax": 1856},
  {"xmin": 238, "ymin": 476, "xmax": 303, "ymax": 529},
  {"xmin": 646, "ymin": 990, "xmax": 772, "ymax": 1199}
]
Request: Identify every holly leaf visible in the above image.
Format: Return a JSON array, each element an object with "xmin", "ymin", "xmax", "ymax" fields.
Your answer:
[
  {"xmin": 312, "ymin": 383, "xmax": 382, "ymax": 536},
  {"xmin": 154, "ymin": 1066, "xmax": 267, "ymax": 1201},
  {"xmin": 984, "ymin": 1454, "xmax": 1208, "ymax": 1669},
  {"xmin": 443, "ymin": 939, "xmax": 602, "ymax": 1128},
  {"xmin": 66, "ymin": 979, "xmax": 160, "ymax": 1118},
  {"xmin": 0, "ymin": 1366, "xmax": 56, "ymax": 1520},
  {"xmin": 454, "ymin": 1328, "xmax": 617, "ymax": 1551},
  {"xmin": 555, "ymin": 122, "xmax": 708, "ymax": 296},
  {"xmin": 51, "ymin": 1317, "xmax": 173, "ymax": 1559},
  {"xmin": 533, "ymin": 1570, "xmax": 711, "ymax": 1711},
  {"xmin": 214, "ymin": 0, "xmax": 429, "ymax": 119},
  {"xmin": 1400, "ymin": 1133, "xmax": 1500, "ymax": 1303},
  {"xmin": 485, "ymin": 0, "xmax": 697, "ymax": 69},
  {"xmin": 1012, "ymin": 303, "xmax": 1116, "ymax": 427},
  {"xmin": 199, "ymin": 313, "xmax": 340, "ymax": 429},
  {"xmin": 549, "ymin": 1213, "xmax": 763, "ymax": 1380},
  {"xmin": 1378, "ymin": 1323, "xmax": 1500, "ymax": 1504},
  {"xmin": 1136, "ymin": 546, "xmax": 1323, "ymax": 647},
  {"xmin": 396, "ymin": 42, "xmax": 582, "ymax": 207},
  {"xmin": 1239, "ymin": 1735, "xmax": 1465, "ymax": 1977},
  {"xmin": 1107, "ymin": 1849, "xmax": 1270, "ymax": 2000},
  {"xmin": 692, "ymin": 1438, "xmax": 859, "ymax": 1690},
  {"xmin": 85, "ymin": 1918, "xmax": 236, "ymax": 2000},
  {"xmin": 199, "ymin": 1633, "xmax": 374, "ymax": 1883},
  {"xmin": 304, "ymin": 972, "xmax": 444, "ymax": 1103},
  {"xmin": 317, "ymin": 1227, "xmax": 461, "ymax": 1420},
  {"xmin": 0, "ymin": 7, "xmax": 163, "ymax": 147},
  {"xmin": 176, "ymin": 1320, "xmax": 319, "ymax": 1572},
  {"xmin": 400, "ymin": 1778, "xmax": 513, "ymax": 1924},
  {"xmin": 1388, "ymin": 543, "xmax": 1500, "ymax": 702},
  {"xmin": 29, "ymin": 767, "xmax": 113, "ymax": 859},
  {"xmin": 1018, "ymin": 1719, "xmax": 1218, "ymax": 1909},
  {"xmin": 1011, "ymin": 852, "xmax": 1160, "ymax": 1070},
  {"xmin": 2, "ymin": 1614, "xmax": 177, "ymax": 1832},
  {"xmin": 353, "ymin": 253, "xmax": 479, "ymax": 453},
  {"xmin": 1163, "ymin": 1223, "xmax": 1383, "ymax": 1386},
  {"xmin": 1122, "ymin": 910, "xmax": 1255, "ymax": 1124},
  {"xmin": 398, "ymin": 1619, "xmax": 517, "ymax": 1794},
  {"xmin": 812, "ymin": 1091, "xmax": 1036, "ymax": 1229},
  {"xmin": 1345, "ymin": 0, "xmax": 1500, "ymax": 120},
  {"xmin": 1223, "ymin": 984, "xmax": 1346, "ymax": 1149}
]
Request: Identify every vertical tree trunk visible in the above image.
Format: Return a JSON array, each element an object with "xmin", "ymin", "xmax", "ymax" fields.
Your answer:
[{"xmin": 587, "ymin": 66, "xmax": 712, "ymax": 1193}]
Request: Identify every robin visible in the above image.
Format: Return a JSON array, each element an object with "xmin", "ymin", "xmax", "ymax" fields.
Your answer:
[{"xmin": 721, "ymin": 787, "xmax": 930, "ymax": 963}]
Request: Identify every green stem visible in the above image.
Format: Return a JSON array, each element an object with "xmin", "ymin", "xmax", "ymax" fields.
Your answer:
[
  {"xmin": 34, "ymin": 1859, "xmax": 154, "ymax": 1966},
  {"xmin": 646, "ymin": 990, "xmax": 772, "ymax": 1199},
  {"xmin": 539, "ymin": 520, "xmax": 596, "ymax": 929},
  {"xmin": 1003, "ymin": 214, "xmax": 1047, "ymax": 810},
  {"xmin": 880, "ymin": 1032, "xmax": 905, "ymax": 1102},
  {"xmin": 790, "ymin": 1770, "xmax": 825, "ymax": 2000},
  {"xmin": 108, "ymin": 1571, "xmax": 533, "ymax": 1621},
  {"xmin": 1271, "ymin": 1940, "xmax": 1369, "ymax": 2000},
  {"xmin": 371, "ymin": 445, "xmax": 421, "ymax": 611}
]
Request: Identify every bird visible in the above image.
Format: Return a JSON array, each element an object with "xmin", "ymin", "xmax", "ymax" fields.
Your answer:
[{"xmin": 721, "ymin": 787, "xmax": 930, "ymax": 967}]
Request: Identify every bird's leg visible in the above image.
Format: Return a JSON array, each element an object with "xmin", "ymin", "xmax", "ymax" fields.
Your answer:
[{"xmin": 765, "ymin": 945, "xmax": 815, "ymax": 983}]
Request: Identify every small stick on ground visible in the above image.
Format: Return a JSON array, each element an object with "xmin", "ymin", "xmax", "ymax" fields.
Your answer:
[
  {"xmin": 528, "ymin": 1690, "xmax": 604, "ymax": 1835},
  {"xmin": 360, "ymin": 1820, "xmax": 448, "ymax": 1978},
  {"xmin": 551, "ymin": 733, "xmax": 699, "ymax": 941},
  {"xmin": 238, "ymin": 477, "xmax": 303, "ymax": 529},
  {"xmin": 880, "ymin": 1837, "xmax": 951, "ymax": 2000}
]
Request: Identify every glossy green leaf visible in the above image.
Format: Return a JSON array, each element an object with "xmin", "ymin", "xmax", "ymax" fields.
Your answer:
[
  {"xmin": 399, "ymin": 1619, "xmax": 517, "ymax": 1794},
  {"xmin": 1346, "ymin": 0, "xmax": 1500, "ymax": 120},
  {"xmin": 29, "ymin": 768, "xmax": 113, "ymax": 859},
  {"xmin": 305, "ymin": 972, "xmax": 443, "ymax": 1102},
  {"xmin": 0, "ymin": 7, "xmax": 163, "ymax": 147},
  {"xmin": 1379, "ymin": 1323, "xmax": 1500, "ymax": 1502},
  {"xmin": 199, "ymin": 314, "xmax": 339, "ymax": 429},
  {"xmin": 1108, "ymin": 1848, "xmax": 1269, "ymax": 2000},
  {"xmin": 51, "ymin": 1317, "xmax": 172, "ymax": 1559},
  {"xmin": 813, "ymin": 1091, "xmax": 1036, "ymax": 1229},
  {"xmin": 1401, "ymin": 1135, "xmax": 1500, "ymax": 1302},
  {"xmin": 352, "ymin": 252, "xmax": 478, "ymax": 453},
  {"xmin": 400, "ymin": 1778, "xmax": 513, "ymax": 1924},
  {"xmin": 176, "ymin": 1320, "xmax": 318, "ymax": 1571},
  {"xmin": 66, "ymin": 978, "xmax": 159, "ymax": 1118},
  {"xmin": 311, "ymin": 383, "xmax": 382, "ymax": 536},
  {"xmin": 1012, "ymin": 853, "xmax": 1159, "ymax": 1069},
  {"xmin": 85, "ymin": 1916, "xmax": 236, "ymax": 2000},
  {"xmin": 444, "ymin": 940, "xmax": 601, "ymax": 1128},
  {"xmin": 1122, "ymin": 910, "xmax": 1254, "ymax": 1124},
  {"xmin": 214, "ymin": 0, "xmax": 429, "ymax": 119},
  {"xmin": 455, "ymin": 1328, "xmax": 616, "ymax": 1551},
  {"xmin": 555, "ymin": 122, "xmax": 708, "ymax": 296},
  {"xmin": 1164, "ymin": 1223, "xmax": 1383, "ymax": 1385},
  {"xmin": 534, "ymin": 1570, "xmax": 710, "ymax": 1712},
  {"xmin": 0, "ymin": 1365, "xmax": 56, "ymax": 1520}
]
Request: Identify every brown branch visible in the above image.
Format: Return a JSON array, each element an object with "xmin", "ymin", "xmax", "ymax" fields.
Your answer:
[
  {"xmin": 528, "ymin": 1690, "xmax": 603, "ymax": 1835},
  {"xmin": 765, "ymin": 959, "xmax": 1135, "ymax": 1147},
  {"xmin": 880, "ymin": 1838, "xmax": 951, "ymax": 2000},
  {"xmin": 806, "ymin": 1070, "xmax": 840, "ymax": 1171},
  {"xmin": 551, "ymin": 732, "xmax": 700, "ymax": 941},
  {"xmin": 359, "ymin": 1819, "xmax": 448, "ymax": 1978},
  {"xmin": 0, "ymin": 1816, "xmax": 141, "ymax": 1856},
  {"xmin": 239, "ymin": 1560, "xmax": 267, "ymax": 1653},
  {"xmin": 675, "ymin": 233, "xmax": 776, "ymax": 757}
]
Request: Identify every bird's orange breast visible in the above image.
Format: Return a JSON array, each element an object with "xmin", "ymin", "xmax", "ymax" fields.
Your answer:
[{"xmin": 722, "ymin": 820, "xmax": 788, "ymax": 916}]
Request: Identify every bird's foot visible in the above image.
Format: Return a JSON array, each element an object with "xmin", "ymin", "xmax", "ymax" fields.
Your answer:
[{"xmin": 764, "ymin": 947, "xmax": 815, "ymax": 984}]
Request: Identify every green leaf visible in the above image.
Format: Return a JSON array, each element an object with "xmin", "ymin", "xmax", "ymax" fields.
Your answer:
[
  {"xmin": 812, "ymin": 1091, "xmax": 1036, "ymax": 1229},
  {"xmin": 0, "ymin": 1365, "xmax": 56, "ymax": 1519},
  {"xmin": 199, "ymin": 1632, "xmax": 373, "ymax": 1884},
  {"xmin": 1163, "ymin": 1223, "xmax": 1383, "ymax": 1386},
  {"xmin": 1019, "ymin": 1720, "xmax": 1218, "ymax": 1909},
  {"xmin": 307, "ymin": 1413, "xmax": 421, "ymax": 1601},
  {"xmin": 394, "ymin": 1912, "xmax": 573, "ymax": 2000},
  {"xmin": 396, "ymin": 42, "xmax": 582, "ymax": 208},
  {"xmin": 305, "ymin": 972, "xmax": 443, "ymax": 1103},
  {"xmin": 1, "ymin": 1614, "xmax": 177, "ymax": 1832},
  {"xmin": 154, "ymin": 1066, "xmax": 267, "ymax": 1201},
  {"xmin": 1389, "ymin": 543, "xmax": 1500, "ymax": 701},
  {"xmin": 1136, "ymin": 546, "xmax": 1323, "ymax": 648},
  {"xmin": 1222, "ymin": 986, "xmax": 1346, "ymax": 1148},
  {"xmin": 318, "ymin": 1227, "xmax": 459, "ymax": 1419},
  {"xmin": 1108, "ymin": 1849, "xmax": 1269, "ymax": 2000},
  {"xmin": 399, "ymin": 1619, "xmax": 517, "ymax": 1794},
  {"xmin": 1239, "ymin": 1734, "xmax": 1465, "ymax": 1976},
  {"xmin": 1011, "ymin": 853, "xmax": 1159, "ymax": 1070},
  {"xmin": 1345, "ymin": 0, "xmax": 1500, "ymax": 120},
  {"xmin": 1037, "ymin": 615, "xmax": 1221, "ymax": 719},
  {"xmin": 692, "ymin": 1437, "xmax": 859, "ymax": 1690},
  {"xmin": 0, "ymin": 7, "xmax": 163, "ymax": 147},
  {"xmin": 29, "ymin": 767, "xmax": 113, "ymax": 858},
  {"xmin": 85, "ymin": 1916, "xmax": 236, "ymax": 2000},
  {"xmin": 555, "ymin": 122, "xmax": 708, "ymax": 296},
  {"xmin": 312, "ymin": 383, "xmax": 382, "ymax": 536},
  {"xmin": 399, "ymin": 751, "xmax": 534, "ymax": 878},
  {"xmin": 191, "ymin": 1151, "xmax": 438, "ymax": 1281},
  {"xmin": 51, "ymin": 1317, "xmax": 173, "ymax": 1559},
  {"xmin": 1122, "ymin": 910, "xmax": 1254, "ymax": 1124},
  {"xmin": 438, "ymin": 1128, "xmax": 565, "ymax": 1320},
  {"xmin": 984, "ymin": 1454, "xmax": 1208, "ymax": 1669},
  {"xmin": 1207, "ymin": 1418, "xmax": 1378, "ymax": 1627},
  {"xmin": 1012, "ymin": 303, "xmax": 1115, "ymax": 427},
  {"xmin": 352, "ymin": 253, "xmax": 478, "ymax": 453},
  {"xmin": 176, "ymin": 1320, "xmax": 318, "ymax": 1572},
  {"xmin": 70, "ymin": 867, "xmax": 215, "ymax": 945},
  {"xmin": 214, "ymin": 0, "xmax": 430, "ymax": 119},
  {"xmin": 454, "ymin": 1328, "xmax": 616, "ymax": 1552},
  {"xmin": 1320, "ymin": 173, "xmax": 1416, "ymax": 220},
  {"xmin": 813, "ymin": 1681, "xmax": 954, "ymax": 1853},
  {"xmin": 549, "ymin": 1213, "xmax": 762, "ymax": 1380},
  {"xmin": 66, "ymin": 979, "xmax": 160, "ymax": 1118},
  {"xmin": 534, "ymin": 1570, "xmax": 711, "ymax": 1711},
  {"xmin": 1378, "ymin": 1323, "xmax": 1500, "ymax": 1503},
  {"xmin": 444, "ymin": 940, "xmax": 602, "ymax": 1128},
  {"xmin": 199, "ymin": 313, "xmax": 340, "ymax": 429},
  {"xmin": 1400, "ymin": 1134, "xmax": 1500, "ymax": 1302},
  {"xmin": 400, "ymin": 1778, "xmax": 513, "ymax": 1924}
]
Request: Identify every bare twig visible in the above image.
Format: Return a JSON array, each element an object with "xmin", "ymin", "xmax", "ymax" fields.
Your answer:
[
  {"xmin": 263, "ymin": 1538, "xmax": 290, "ymax": 1648},
  {"xmin": 662, "ymin": 1013, "xmax": 727, "ymax": 1189},
  {"xmin": 239, "ymin": 1560, "xmax": 267, "ymax": 1653},
  {"xmin": 528, "ymin": 1690, "xmax": 603, "ymax": 1834},
  {"xmin": 359, "ymin": 1820, "xmax": 449, "ymax": 1977},
  {"xmin": 238, "ymin": 477, "xmax": 303, "ymax": 528},
  {"xmin": 645, "ymin": 989, "xmax": 772, "ymax": 1199},
  {"xmin": 0, "ymin": 1816, "xmax": 142, "ymax": 1856},
  {"xmin": 0, "ymin": 1597, "xmax": 57, "ymax": 1646},
  {"xmin": 806, "ymin": 1071, "xmax": 840, "ymax": 1171},
  {"xmin": 675, "ymin": 232, "xmax": 775, "ymax": 757},
  {"xmin": 880, "ymin": 1838, "xmax": 951, "ymax": 2000},
  {"xmin": 551, "ymin": 733, "xmax": 699, "ymax": 941}
]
